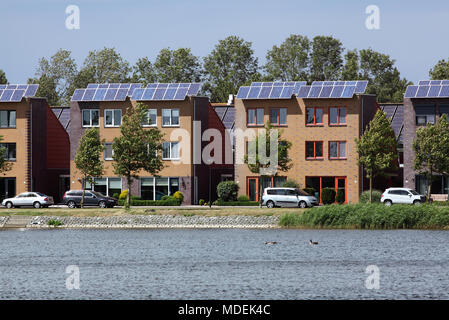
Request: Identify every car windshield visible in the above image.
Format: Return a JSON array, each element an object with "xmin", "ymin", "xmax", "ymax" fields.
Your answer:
[
  {"xmin": 35, "ymin": 192, "xmax": 46, "ymax": 197},
  {"xmin": 410, "ymin": 190, "xmax": 420, "ymax": 195},
  {"xmin": 297, "ymin": 189, "xmax": 311, "ymax": 196}
]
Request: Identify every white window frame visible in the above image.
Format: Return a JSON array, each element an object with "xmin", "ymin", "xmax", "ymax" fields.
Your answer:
[
  {"xmin": 162, "ymin": 109, "xmax": 180, "ymax": 127},
  {"xmin": 162, "ymin": 142, "xmax": 180, "ymax": 160},
  {"xmin": 82, "ymin": 109, "xmax": 100, "ymax": 127},
  {"xmin": 0, "ymin": 110, "xmax": 16, "ymax": 128},
  {"xmin": 104, "ymin": 109, "xmax": 122, "ymax": 127},
  {"xmin": 104, "ymin": 143, "xmax": 114, "ymax": 160},
  {"xmin": 142, "ymin": 109, "xmax": 157, "ymax": 127}
]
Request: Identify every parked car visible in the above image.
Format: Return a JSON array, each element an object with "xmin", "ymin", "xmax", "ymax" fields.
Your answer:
[
  {"xmin": 1, "ymin": 192, "xmax": 54, "ymax": 209},
  {"xmin": 63, "ymin": 190, "xmax": 117, "ymax": 208},
  {"xmin": 262, "ymin": 187, "xmax": 318, "ymax": 208},
  {"xmin": 381, "ymin": 188, "xmax": 426, "ymax": 206}
]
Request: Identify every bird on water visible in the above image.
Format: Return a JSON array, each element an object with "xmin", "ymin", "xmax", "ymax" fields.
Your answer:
[
  {"xmin": 265, "ymin": 241, "xmax": 278, "ymax": 245},
  {"xmin": 309, "ymin": 240, "xmax": 318, "ymax": 245}
]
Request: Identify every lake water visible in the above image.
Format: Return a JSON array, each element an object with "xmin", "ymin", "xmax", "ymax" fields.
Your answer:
[{"xmin": 0, "ymin": 228, "xmax": 448, "ymax": 299}]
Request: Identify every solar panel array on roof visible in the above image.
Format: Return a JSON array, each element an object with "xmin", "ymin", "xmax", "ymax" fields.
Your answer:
[
  {"xmin": 405, "ymin": 80, "xmax": 449, "ymax": 98},
  {"xmin": 0, "ymin": 84, "xmax": 39, "ymax": 102},
  {"xmin": 380, "ymin": 104, "xmax": 403, "ymax": 143},
  {"xmin": 131, "ymin": 83, "xmax": 201, "ymax": 101},
  {"xmin": 297, "ymin": 81, "xmax": 368, "ymax": 99},
  {"xmin": 236, "ymin": 81, "xmax": 306, "ymax": 100},
  {"xmin": 71, "ymin": 83, "xmax": 143, "ymax": 102}
]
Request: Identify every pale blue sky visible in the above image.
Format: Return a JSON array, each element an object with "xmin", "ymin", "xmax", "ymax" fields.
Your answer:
[{"xmin": 1, "ymin": 0, "xmax": 448, "ymax": 83}]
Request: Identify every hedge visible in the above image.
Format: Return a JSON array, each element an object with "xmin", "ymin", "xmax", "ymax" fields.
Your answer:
[
  {"xmin": 118, "ymin": 199, "xmax": 181, "ymax": 206},
  {"xmin": 279, "ymin": 203, "xmax": 449, "ymax": 229},
  {"xmin": 216, "ymin": 200, "xmax": 259, "ymax": 206}
]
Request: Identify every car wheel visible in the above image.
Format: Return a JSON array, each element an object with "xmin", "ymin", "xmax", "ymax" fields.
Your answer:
[
  {"xmin": 99, "ymin": 201, "xmax": 106, "ymax": 208},
  {"xmin": 67, "ymin": 201, "xmax": 76, "ymax": 209},
  {"xmin": 384, "ymin": 200, "xmax": 392, "ymax": 207},
  {"xmin": 266, "ymin": 200, "xmax": 275, "ymax": 208},
  {"xmin": 5, "ymin": 202, "xmax": 13, "ymax": 209},
  {"xmin": 298, "ymin": 201, "xmax": 307, "ymax": 208},
  {"xmin": 413, "ymin": 200, "xmax": 421, "ymax": 206},
  {"xmin": 33, "ymin": 202, "xmax": 41, "ymax": 209}
]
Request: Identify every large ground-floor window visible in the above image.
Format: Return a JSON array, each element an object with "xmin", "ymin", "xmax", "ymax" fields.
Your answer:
[
  {"xmin": 415, "ymin": 175, "xmax": 449, "ymax": 195},
  {"xmin": 140, "ymin": 177, "xmax": 179, "ymax": 200},
  {"xmin": 85, "ymin": 177, "xmax": 122, "ymax": 197},
  {"xmin": 246, "ymin": 176, "xmax": 287, "ymax": 201},
  {"xmin": 0, "ymin": 177, "xmax": 16, "ymax": 201},
  {"xmin": 305, "ymin": 176, "xmax": 347, "ymax": 203}
]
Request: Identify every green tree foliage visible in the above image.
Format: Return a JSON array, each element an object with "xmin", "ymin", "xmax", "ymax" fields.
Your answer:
[
  {"xmin": 264, "ymin": 34, "xmax": 310, "ymax": 81},
  {"xmin": 355, "ymin": 110, "xmax": 398, "ymax": 203},
  {"xmin": 74, "ymin": 128, "xmax": 105, "ymax": 207},
  {"xmin": 28, "ymin": 75, "xmax": 59, "ymax": 105},
  {"xmin": 429, "ymin": 58, "xmax": 449, "ymax": 80},
  {"xmin": 310, "ymin": 36, "xmax": 344, "ymax": 81},
  {"xmin": 0, "ymin": 136, "xmax": 12, "ymax": 175},
  {"xmin": 154, "ymin": 48, "xmax": 202, "ymax": 83},
  {"xmin": 203, "ymin": 36, "xmax": 259, "ymax": 102},
  {"xmin": 112, "ymin": 103, "xmax": 164, "ymax": 208},
  {"xmin": 413, "ymin": 114, "xmax": 449, "ymax": 201},
  {"xmin": 131, "ymin": 57, "xmax": 157, "ymax": 84},
  {"xmin": 0, "ymin": 69, "xmax": 7, "ymax": 84},
  {"xmin": 341, "ymin": 49, "xmax": 360, "ymax": 80},
  {"xmin": 216, "ymin": 181, "xmax": 239, "ymax": 202}
]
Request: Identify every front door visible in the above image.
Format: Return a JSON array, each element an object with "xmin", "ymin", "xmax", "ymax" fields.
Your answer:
[{"xmin": 248, "ymin": 178, "xmax": 259, "ymax": 201}]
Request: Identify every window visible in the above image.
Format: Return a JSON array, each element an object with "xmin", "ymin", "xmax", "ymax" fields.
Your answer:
[
  {"xmin": 306, "ymin": 141, "xmax": 323, "ymax": 159},
  {"xmin": 247, "ymin": 108, "xmax": 264, "ymax": 126},
  {"xmin": 82, "ymin": 109, "xmax": 99, "ymax": 127},
  {"xmin": 439, "ymin": 105, "xmax": 449, "ymax": 118},
  {"xmin": 162, "ymin": 109, "xmax": 179, "ymax": 126},
  {"xmin": 329, "ymin": 141, "xmax": 346, "ymax": 159},
  {"xmin": 0, "ymin": 143, "xmax": 16, "ymax": 161},
  {"xmin": 84, "ymin": 177, "xmax": 122, "ymax": 197},
  {"xmin": 0, "ymin": 110, "xmax": 16, "ymax": 128},
  {"xmin": 306, "ymin": 107, "xmax": 324, "ymax": 125},
  {"xmin": 140, "ymin": 177, "xmax": 179, "ymax": 200},
  {"xmin": 142, "ymin": 109, "xmax": 157, "ymax": 126},
  {"xmin": 329, "ymin": 107, "xmax": 346, "ymax": 125},
  {"xmin": 162, "ymin": 142, "xmax": 180, "ymax": 160},
  {"xmin": 415, "ymin": 105, "xmax": 435, "ymax": 126},
  {"xmin": 104, "ymin": 143, "xmax": 113, "ymax": 160},
  {"xmin": 104, "ymin": 109, "xmax": 122, "ymax": 127},
  {"xmin": 270, "ymin": 108, "xmax": 287, "ymax": 125}
]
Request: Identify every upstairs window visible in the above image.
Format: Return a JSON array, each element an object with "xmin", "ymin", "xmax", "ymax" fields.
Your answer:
[
  {"xmin": 415, "ymin": 105, "xmax": 435, "ymax": 126},
  {"xmin": 104, "ymin": 143, "xmax": 113, "ymax": 160},
  {"xmin": 306, "ymin": 107, "xmax": 323, "ymax": 126},
  {"xmin": 0, "ymin": 143, "xmax": 16, "ymax": 161},
  {"xmin": 306, "ymin": 141, "xmax": 323, "ymax": 159},
  {"xmin": 329, "ymin": 141, "xmax": 346, "ymax": 159},
  {"xmin": 247, "ymin": 108, "xmax": 264, "ymax": 126},
  {"xmin": 162, "ymin": 142, "xmax": 180, "ymax": 160},
  {"xmin": 104, "ymin": 109, "xmax": 122, "ymax": 127},
  {"xmin": 142, "ymin": 109, "xmax": 157, "ymax": 126},
  {"xmin": 270, "ymin": 108, "xmax": 287, "ymax": 126},
  {"xmin": 162, "ymin": 109, "xmax": 179, "ymax": 126},
  {"xmin": 82, "ymin": 109, "xmax": 99, "ymax": 127},
  {"xmin": 329, "ymin": 107, "xmax": 346, "ymax": 125},
  {"xmin": 0, "ymin": 110, "xmax": 16, "ymax": 128}
]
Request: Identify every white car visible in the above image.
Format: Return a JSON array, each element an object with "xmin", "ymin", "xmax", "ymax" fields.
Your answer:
[
  {"xmin": 380, "ymin": 188, "xmax": 426, "ymax": 206},
  {"xmin": 2, "ymin": 192, "xmax": 54, "ymax": 209},
  {"xmin": 262, "ymin": 187, "xmax": 318, "ymax": 208}
]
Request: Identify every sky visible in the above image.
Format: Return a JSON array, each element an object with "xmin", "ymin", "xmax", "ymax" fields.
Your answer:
[{"xmin": 1, "ymin": 0, "xmax": 449, "ymax": 84}]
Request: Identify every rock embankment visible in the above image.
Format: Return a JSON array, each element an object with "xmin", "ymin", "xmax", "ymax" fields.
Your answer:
[{"xmin": 27, "ymin": 215, "xmax": 279, "ymax": 229}]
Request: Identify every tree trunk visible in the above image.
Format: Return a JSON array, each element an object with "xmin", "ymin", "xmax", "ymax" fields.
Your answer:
[
  {"xmin": 81, "ymin": 177, "xmax": 86, "ymax": 208},
  {"xmin": 259, "ymin": 175, "xmax": 264, "ymax": 208},
  {"xmin": 369, "ymin": 175, "xmax": 373, "ymax": 203},
  {"xmin": 427, "ymin": 171, "xmax": 432, "ymax": 203},
  {"xmin": 126, "ymin": 176, "xmax": 131, "ymax": 209}
]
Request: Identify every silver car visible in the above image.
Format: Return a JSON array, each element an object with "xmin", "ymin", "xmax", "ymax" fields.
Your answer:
[
  {"xmin": 2, "ymin": 192, "xmax": 54, "ymax": 209},
  {"xmin": 262, "ymin": 187, "xmax": 318, "ymax": 208}
]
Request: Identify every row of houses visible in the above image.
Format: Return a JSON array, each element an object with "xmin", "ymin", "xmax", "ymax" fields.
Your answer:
[{"xmin": 0, "ymin": 80, "xmax": 448, "ymax": 204}]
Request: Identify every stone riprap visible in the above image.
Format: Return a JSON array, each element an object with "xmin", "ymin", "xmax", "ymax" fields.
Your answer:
[
  {"xmin": 0, "ymin": 216, "xmax": 8, "ymax": 227},
  {"xmin": 26, "ymin": 215, "xmax": 279, "ymax": 229}
]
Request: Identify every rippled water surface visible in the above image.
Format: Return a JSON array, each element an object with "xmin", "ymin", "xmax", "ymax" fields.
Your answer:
[{"xmin": 0, "ymin": 229, "xmax": 448, "ymax": 299}]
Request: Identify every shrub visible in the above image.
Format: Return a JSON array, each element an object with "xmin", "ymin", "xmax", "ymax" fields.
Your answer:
[
  {"xmin": 112, "ymin": 193, "xmax": 119, "ymax": 199},
  {"xmin": 48, "ymin": 219, "xmax": 63, "ymax": 227},
  {"xmin": 282, "ymin": 179, "xmax": 300, "ymax": 189},
  {"xmin": 119, "ymin": 190, "xmax": 128, "ymax": 200},
  {"xmin": 321, "ymin": 188, "xmax": 336, "ymax": 205},
  {"xmin": 130, "ymin": 196, "xmax": 141, "ymax": 200},
  {"xmin": 303, "ymin": 187, "xmax": 316, "ymax": 196},
  {"xmin": 359, "ymin": 190, "xmax": 383, "ymax": 203},
  {"xmin": 118, "ymin": 199, "xmax": 180, "ymax": 206},
  {"xmin": 173, "ymin": 191, "xmax": 184, "ymax": 204},
  {"xmin": 199, "ymin": 199, "xmax": 205, "ymax": 205},
  {"xmin": 161, "ymin": 195, "xmax": 171, "ymax": 201},
  {"xmin": 212, "ymin": 200, "xmax": 218, "ymax": 206},
  {"xmin": 217, "ymin": 181, "xmax": 239, "ymax": 202},
  {"xmin": 216, "ymin": 200, "xmax": 259, "ymax": 206},
  {"xmin": 237, "ymin": 195, "xmax": 250, "ymax": 202},
  {"xmin": 336, "ymin": 189, "xmax": 345, "ymax": 204}
]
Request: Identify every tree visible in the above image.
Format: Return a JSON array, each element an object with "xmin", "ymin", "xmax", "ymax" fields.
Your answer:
[
  {"xmin": 429, "ymin": 58, "xmax": 449, "ymax": 80},
  {"xmin": 264, "ymin": 34, "xmax": 310, "ymax": 81},
  {"xmin": 154, "ymin": 48, "xmax": 202, "ymax": 83},
  {"xmin": 74, "ymin": 128, "xmax": 105, "ymax": 208},
  {"xmin": 203, "ymin": 36, "xmax": 259, "ymax": 102},
  {"xmin": 29, "ymin": 49, "xmax": 77, "ymax": 106},
  {"xmin": 244, "ymin": 122, "xmax": 292, "ymax": 206},
  {"xmin": 0, "ymin": 69, "xmax": 7, "ymax": 84},
  {"xmin": 112, "ymin": 103, "xmax": 164, "ymax": 208},
  {"xmin": 413, "ymin": 114, "xmax": 449, "ymax": 202},
  {"xmin": 341, "ymin": 49, "xmax": 360, "ymax": 80},
  {"xmin": 355, "ymin": 110, "xmax": 398, "ymax": 203},
  {"xmin": 310, "ymin": 36, "xmax": 344, "ymax": 81},
  {"xmin": 131, "ymin": 57, "xmax": 157, "ymax": 84},
  {"xmin": 0, "ymin": 136, "xmax": 12, "ymax": 175}
]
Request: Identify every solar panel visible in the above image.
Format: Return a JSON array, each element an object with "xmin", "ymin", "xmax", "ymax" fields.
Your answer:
[
  {"xmin": 416, "ymin": 86, "xmax": 430, "ymax": 97},
  {"xmin": 237, "ymin": 81, "xmax": 305, "ymax": 100},
  {"xmin": 308, "ymin": 86, "xmax": 322, "ymax": 98},
  {"xmin": 342, "ymin": 86, "xmax": 356, "ymax": 98},
  {"xmin": 10, "ymin": 89, "xmax": 25, "ymax": 102},
  {"xmin": 405, "ymin": 81, "xmax": 449, "ymax": 98},
  {"xmin": 404, "ymin": 85, "xmax": 418, "ymax": 98},
  {"xmin": 0, "ymin": 84, "xmax": 39, "ymax": 102},
  {"xmin": 0, "ymin": 89, "xmax": 13, "ymax": 101},
  {"xmin": 248, "ymin": 86, "xmax": 261, "ymax": 99},
  {"xmin": 296, "ymin": 86, "xmax": 311, "ymax": 98},
  {"xmin": 133, "ymin": 83, "xmax": 201, "ymax": 101},
  {"xmin": 330, "ymin": 85, "xmax": 344, "ymax": 98},
  {"xmin": 72, "ymin": 83, "xmax": 145, "ymax": 101},
  {"xmin": 428, "ymin": 85, "xmax": 441, "ymax": 97},
  {"xmin": 319, "ymin": 86, "xmax": 333, "ymax": 98},
  {"xmin": 236, "ymin": 86, "xmax": 250, "ymax": 99}
]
